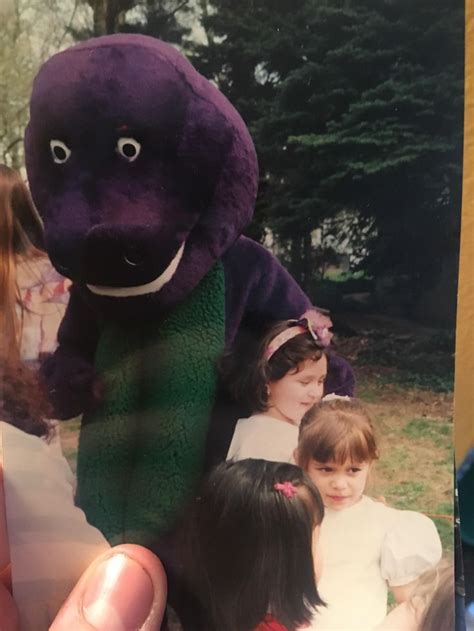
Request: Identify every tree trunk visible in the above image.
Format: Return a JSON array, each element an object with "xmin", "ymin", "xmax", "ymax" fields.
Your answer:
[
  {"xmin": 90, "ymin": 0, "xmax": 108, "ymax": 35},
  {"xmin": 290, "ymin": 235, "xmax": 304, "ymax": 288},
  {"xmin": 88, "ymin": 0, "xmax": 134, "ymax": 36}
]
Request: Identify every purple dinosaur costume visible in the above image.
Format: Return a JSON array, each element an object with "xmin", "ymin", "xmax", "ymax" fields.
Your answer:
[{"xmin": 25, "ymin": 33, "xmax": 353, "ymax": 626}]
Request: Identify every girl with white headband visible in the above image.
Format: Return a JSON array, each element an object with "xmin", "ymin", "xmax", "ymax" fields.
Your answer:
[{"xmin": 224, "ymin": 310, "xmax": 331, "ymax": 463}]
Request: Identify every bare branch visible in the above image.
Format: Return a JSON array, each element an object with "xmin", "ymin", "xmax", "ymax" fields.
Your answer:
[
  {"xmin": 166, "ymin": 0, "xmax": 189, "ymax": 20},
  {"xmin": 3, "ymin": 136, "xmax": 22, "ymax": 163},
  {"xmin": 57, "ymin": 0, "xmax": 81, "ymax": 48}
]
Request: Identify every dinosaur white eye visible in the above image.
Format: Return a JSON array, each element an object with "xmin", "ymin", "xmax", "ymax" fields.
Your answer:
[
  {"xmin": 116, "ymin": 137, "xmax": 141, "ymax": 162},
  {"xmin": 50, "ymin": 140, "xmax": 71, "ymax": 164}
]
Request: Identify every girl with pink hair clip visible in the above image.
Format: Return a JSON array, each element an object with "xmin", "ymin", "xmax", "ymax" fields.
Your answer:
[{"xmin": 183, "ymin": 458, "xmax": 325, "ymax": 631}]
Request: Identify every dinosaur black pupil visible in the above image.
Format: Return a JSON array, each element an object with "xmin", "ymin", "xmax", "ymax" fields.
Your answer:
[
  {"xmin": 54, "ymin": 146, "xmax": 67, "ymax": 161},
  {"xmin": 123, "ymin": 143, "xmax": 137, "ymax": 158}
]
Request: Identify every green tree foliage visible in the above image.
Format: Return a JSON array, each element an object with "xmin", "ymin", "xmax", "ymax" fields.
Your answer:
[{"xmin": 191, "ymin": 0, "xmax": 463, "ymax": 302}]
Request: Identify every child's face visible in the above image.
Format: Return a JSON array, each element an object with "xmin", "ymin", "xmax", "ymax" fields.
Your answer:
[
  {"xmin": 306, "ymin": 459, "xmax": 371, "ymax": 511},
  {"xmin": 266, "ymin": 355, "xmax": 327, "ymax": 425}
]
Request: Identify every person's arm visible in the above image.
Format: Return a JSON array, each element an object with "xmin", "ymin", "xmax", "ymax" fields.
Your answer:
[
  {"xmin": 391, "ymin": 578, "xmax": 419, "ymax": 604},
  {"xmin": 0, "ymin": 424, "xmax": 166, "ymax": 631},
  {"xmin": 0, "ymin": 443, "xmax": 18, "ymax": 631},
  {"xmin": 0, "ymin": 459, "xmax": 10, "ymax": 589}
]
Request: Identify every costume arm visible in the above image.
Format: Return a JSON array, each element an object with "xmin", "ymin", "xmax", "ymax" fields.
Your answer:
[
  {"xmin": 222, "ymin": 236, "xmax": 310, "ymax": 345},
  {"xmin": 40, "ymin": 285, "xmax": 102, "ymax": 419},
  {"xmin": 222, "ymin": 236, "xmax": 355, "ymax": 396}
]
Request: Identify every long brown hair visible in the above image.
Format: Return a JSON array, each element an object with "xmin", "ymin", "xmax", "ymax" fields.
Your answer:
[{"xmin": 0, "ymin": 164, "xmax": 44, "ymax": 361}]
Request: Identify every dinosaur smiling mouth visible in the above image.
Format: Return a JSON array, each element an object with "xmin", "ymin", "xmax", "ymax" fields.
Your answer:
[{"xmin": 86, "ymin": 243, "xmax": 185, "ymax": 297}]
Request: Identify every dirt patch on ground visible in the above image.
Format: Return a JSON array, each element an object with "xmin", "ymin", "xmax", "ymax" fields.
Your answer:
[{"xmin": 355, "ymin": 365, "xmax": 453, "ymax": 417}]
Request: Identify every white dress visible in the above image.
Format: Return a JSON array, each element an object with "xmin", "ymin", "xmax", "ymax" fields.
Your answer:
[
  {"xmin": 0, "ymin": 422, "xmax": 109, "ymax": 630},
  {"xmin": 309, "ymin": 495, "xmax": 442, "ymax": 630},
  {"xmin": 226, "ymin": 414, "xmax": 298, "ymax": 463}
]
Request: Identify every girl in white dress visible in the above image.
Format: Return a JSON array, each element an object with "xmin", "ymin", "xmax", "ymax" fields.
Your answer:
[
  {"xmin": 224, "ymin": 311, "xmax": 331, "ymax": 463},
  {"xmin": 296, "ymin": 397, "xmax": 443, "ymax": 630}
]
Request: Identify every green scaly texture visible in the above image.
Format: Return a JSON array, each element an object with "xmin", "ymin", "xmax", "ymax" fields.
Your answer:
[{"xmin": 76, "ymin": 262, "xmax": 225, "ymax": 546}]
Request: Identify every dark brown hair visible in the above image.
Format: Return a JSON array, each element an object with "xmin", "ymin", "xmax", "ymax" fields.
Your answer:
[
  {"xmin": 184, "ymin": 459, "xmax": 325, "ymax": 631},
  {"xmin": 221, "ymin": 320, "xmax": 325, "ymax": 412},
  {"xmin": 297, "ymin": 398, "xmax": 379, "ymax": 468},
  {"xmin": 0, "ymin": 358, "xmax": 53, "ymax": 439}
]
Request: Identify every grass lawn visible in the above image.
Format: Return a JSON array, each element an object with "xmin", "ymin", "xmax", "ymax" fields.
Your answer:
[{"xmin": 356, "ymin": 366, "xmax": 453, "ymax": 553}]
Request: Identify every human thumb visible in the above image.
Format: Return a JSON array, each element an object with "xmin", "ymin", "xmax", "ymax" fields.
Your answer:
[{"xmin": 49, "ymin": 544, "xmax": 167, "ymax": 631}]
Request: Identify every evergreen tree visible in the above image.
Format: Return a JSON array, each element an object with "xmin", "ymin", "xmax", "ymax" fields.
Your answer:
[{"xmin": 192, "ymin": 0, "xmax": 463, "ymax": 306}]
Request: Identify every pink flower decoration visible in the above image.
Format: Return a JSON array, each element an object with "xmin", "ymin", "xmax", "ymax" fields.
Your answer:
[{"xmin": 274, "ymin": 481, "xmax": 299, "ymax": 499}]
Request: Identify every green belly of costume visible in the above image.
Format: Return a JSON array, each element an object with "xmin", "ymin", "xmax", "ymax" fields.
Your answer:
[{"xmin": 76, "ymin": 263, "xmax": 225, "ymax": 546}]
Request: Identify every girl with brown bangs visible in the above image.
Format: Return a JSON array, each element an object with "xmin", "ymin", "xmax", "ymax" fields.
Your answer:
[
  {"xmin": 0, "ymin": 164, "xmax": 69, "ymax": 365},
  {"xmin": 295, "ymin": 396, "xmax": 443, "ymax": 631}
]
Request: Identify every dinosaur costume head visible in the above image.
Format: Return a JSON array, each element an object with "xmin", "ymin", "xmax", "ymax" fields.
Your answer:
[{"xmin": 25, "ymin": 34, "xmax": 258, "ymax": 319}]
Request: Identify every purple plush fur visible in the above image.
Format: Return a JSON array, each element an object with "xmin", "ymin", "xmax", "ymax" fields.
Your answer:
[{"xmin": 25, "ymin": 33, "xmax": 353, "ymax": 426}]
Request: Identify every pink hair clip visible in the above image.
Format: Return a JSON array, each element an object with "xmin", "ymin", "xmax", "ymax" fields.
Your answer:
[{"xmin": 274, "ymin": 481, "xmax": 299, "ymax": 499}]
